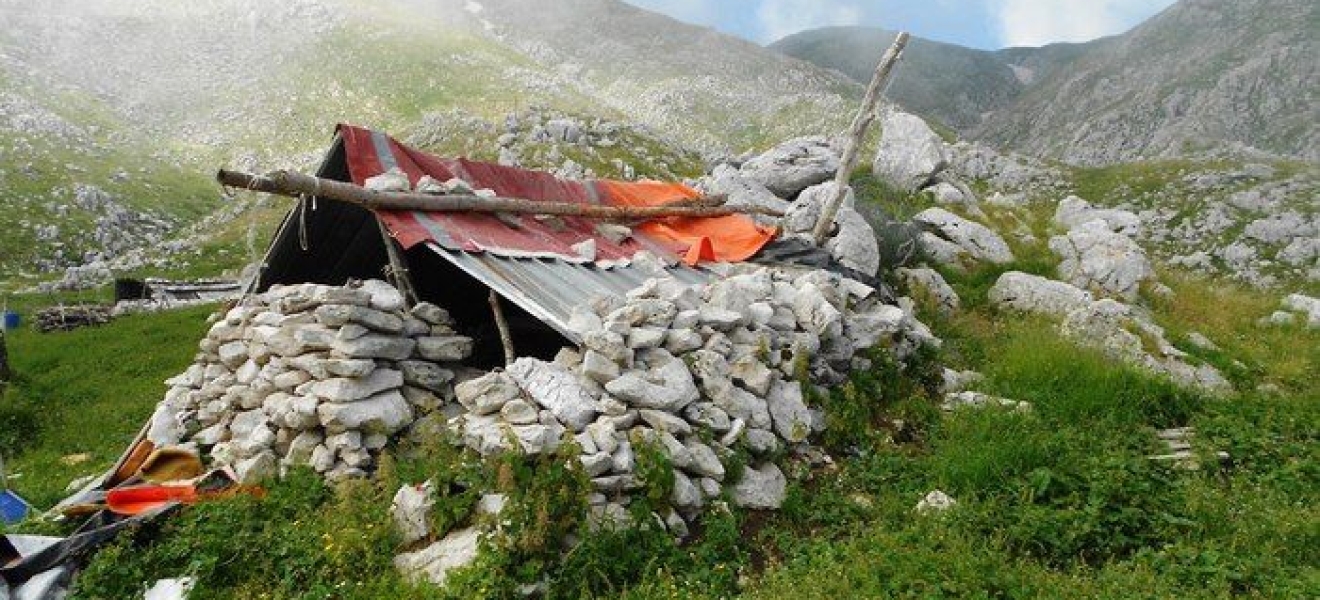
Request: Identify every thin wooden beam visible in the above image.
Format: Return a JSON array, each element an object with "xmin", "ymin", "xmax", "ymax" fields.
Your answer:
[
  {"xmin": 217, "ymin": 169, "xmax": 783, "ymax": 220},
  {"xmin": 376, "ymin": 217, "xmax": 419, "ymax": 307},
  {"xmin": 812, "ymin": 32, "xmax": 910, "ymax": 245},
  {"xmin": 488, "ymin": 290, "xmax": 516, "ymax": 367}
]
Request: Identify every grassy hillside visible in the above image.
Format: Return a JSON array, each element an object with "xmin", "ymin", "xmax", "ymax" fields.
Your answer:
[
  {"xmin": 0, "ymin": 0, "xmax": 860, "ymax": 284},
  {"xmin": 2, "ymin": 176, "xmax": 1315, "ymax": 596},
  {"xmin": 0, "ymin": 63, "xmax": 223, "ymax": 282}
]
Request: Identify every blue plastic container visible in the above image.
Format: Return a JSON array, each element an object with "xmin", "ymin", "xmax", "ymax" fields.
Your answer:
[
  {"xmin": 0, "ymin": 490, "xmax": 30, "ymax": 524},
  {"xmin": 2, "ymin": 311, "xmax": 18, "ymax": 330}
]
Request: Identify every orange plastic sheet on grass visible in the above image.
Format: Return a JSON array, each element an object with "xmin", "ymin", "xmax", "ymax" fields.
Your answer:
[{"xmin": 593, "ymin": 180, "xmax": 778, "ymax": 264}]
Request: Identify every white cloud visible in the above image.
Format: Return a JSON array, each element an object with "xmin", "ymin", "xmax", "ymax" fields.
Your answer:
[
  {"xmin": 755, "ymin": 0, "xmax": 863, "ymax": 43},
  {"xmin": 994, "ymin": 0, "xmax": 1176, "ymax": 47}
]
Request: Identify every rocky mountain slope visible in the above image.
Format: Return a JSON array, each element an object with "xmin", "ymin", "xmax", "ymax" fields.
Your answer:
[
  {"xmin": 975, "ymin": 0, "xmax": 1319, "ymax": 164},
  {"xmin": 0, "ymin": 0, "xmax": 859, "ymax": 284},
  {"xmin": 774, "ymin": 0, "xmax": 1319, "ymax": 165},
  {"xmin": 769, "ymin": 26, "xmax": 1041, "ymax": 132}
]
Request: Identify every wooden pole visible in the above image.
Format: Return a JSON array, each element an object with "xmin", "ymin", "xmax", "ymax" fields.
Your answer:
[
  {"xmin": 375, "ymin": 217, "xmax": 419, "ymax": 307},
  {"xmin": 217, "ymin": 169, "xmax": 783, "ymax": 220},
  {"xmin": 812, "ymin": 32, "xmax": 910, "ymax": 246},
  {"xmin": 488, "ymin": 291, "xmax": 516, "ymax": 367}
]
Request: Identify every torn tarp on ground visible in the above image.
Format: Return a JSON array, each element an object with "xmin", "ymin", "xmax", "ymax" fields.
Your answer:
[{"xmin": 0, "ymin": 506, "xmax": 178, "ymax": 590}]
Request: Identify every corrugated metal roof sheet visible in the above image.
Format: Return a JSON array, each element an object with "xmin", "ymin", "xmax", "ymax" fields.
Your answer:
[
  {"xmin": 427, "ymin": 243, "xmax": 710, "ymax": 343},
  {"xmin": 336, "ymin": 124, "xmax": 774, "ymax": 263},
  {"xmin": 326, "ymin": 124, "xmax": 769, "ymax": 342}
]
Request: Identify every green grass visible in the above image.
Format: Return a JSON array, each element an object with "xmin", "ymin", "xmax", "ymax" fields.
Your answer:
[
  {"xmin": 3, "ymin": 165, "xmax": 1317, "ymax": 597},
  {"xmin": 1, "ymin": 305, "xmax": 213, "ymax": 507}
]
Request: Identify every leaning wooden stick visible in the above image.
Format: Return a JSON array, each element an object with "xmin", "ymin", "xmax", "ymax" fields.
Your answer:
[
  {"xmin": 217, "ymin": 169, "xmax": 783, "ymax": 220},
  {"xmin": 811, "ymin": 31, "xmax": 910, "ymax": 245},
  {"xmin": 488, "ymin": 291, "xmax": 516, "ymax": 367}
]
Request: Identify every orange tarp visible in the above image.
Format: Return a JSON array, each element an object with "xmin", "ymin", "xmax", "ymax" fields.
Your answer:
[{"xmin": 594, "ymin": 179, "xmax": 778, "ymax": 264}]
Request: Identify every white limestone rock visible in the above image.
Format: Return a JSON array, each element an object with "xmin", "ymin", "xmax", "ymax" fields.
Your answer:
[
  {"xmin": 415, "ymin": 336, "xmax": 474, "ymax": 362},
  {"xmin": 1050, "ymin": 220, "xmax": 1154, "ymax": 301},
  {"xmin": 318, "ymin": 390, "xmax": 414, "ymax": 434},
  {"xmin": 1053, "ymin": 195, "xmax": 1141, "ymax": 236},
  {"xmin": 398, "ymin": 361, "xmax": 455, "ymax": 393},
  {"xmin": 697, "ymin": 164, "xmax": 791, "ymax": 225},
  {"xmin": 1062, "ymin": 300, "xmax": 1231, "ymax": 394},
  {"xmin": 392, "ymin": 481, "xmax": 435, "ymax": 546},
  {"xmin": 365, "ymin": 168, "xmax": 410, "ymax": 193},
  {"xmin": 310, "ymin": 369, "xmax": 403, "ymax": 403},
  {"xmin": 915, "ymin": 490, "xmax": 957, "ymax": 514},
  {"xmin": 898, "ymin": 267, "xmax": 961, "ymax": 315},
  {"xmin": 331, "ymin": 335, "xmax": 416, "ymax": 361},
  {"xmin": 988, "ymin": 271, "xmax": 1095, "ymax": 318},
  {"xmin": 913, "ymin": 208, "xmax": 1014, "ymax": 265},
  {"xmin": 766, "ymin": 380, "xmax": 812, "ymax": 443},
  {"xmin": 730, "ymin": 462, "xmax": 787, "ymax": 509},
  {"xmin": 507, "ymin": 358, "xmax": 599, "ymax": 431},
  {"xmin": 357, "ymin": 279, "xmax": 407, "ymax": 312},
  {"xmin": 739, "ymin": 136, "xmax": 839, "ymax": 198},
  {"xmin": 1282, "ymin": 293, "xmax": 1320, "ymax": 328},
  {"xmin": 873, "ymin": 110, "xmax": 948, "ymax": 192},
  {"xmin": 455, "ymin": 372, "xmax": 522, "ymax": 416},
  {"xmin": 393, "ymin": 527, "xmax": 482, "ymax": 588}
]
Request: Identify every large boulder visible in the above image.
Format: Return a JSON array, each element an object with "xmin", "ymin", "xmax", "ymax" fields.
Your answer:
[
  {"xmin": 988, "ymin": 272, "xmax": 1094, "ymax": 318},
  {"xmin": 912, "ymin": 208, "xmax": 1014, "ymax": 265},
  {"xmin": 873, "ymin": 110, "xmax": 947, "ymax": 193},
  {"xmin": 739, "ymin": 136, "xmax": 839, "ymax": 199},
  {"xmin": 1050, "ymin": 219, "xmax": 1154, "ymax": 301},
  {"xmin": 898, "ymin": 267, "xmax": 961, "ymax": 315},
  {"xmin": 781, "ymin": 182, "xmax": 880, "ymax": 276},
  {"xmin": 1062, "ymin": 300, "xmax": 1230, "ymax": 394},
  {"xmin": 317, "ymin": 390, "xmax": 414, "ymax": 435},
  {"xmin": 1282, "ymin": 293, "xmax": 1320, "ymax": 328},
  {"xmin": 391, "ymin": 481, "xmax": 435, "ymax": 546},
  {"xmin": 1053, "ymin": 196, "xmax": 1141, "ymax": 237},
  {"xmin": 697, "ymin": 164, "xmax": 790, "ymax": 225}
]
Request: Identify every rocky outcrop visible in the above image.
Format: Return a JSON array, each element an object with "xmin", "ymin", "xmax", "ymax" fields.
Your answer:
[
  {"xmin": 1061, "ymin": 300, "xmax": 1231, "ymax": 394},
  {"xmin": 1050, "ymin": 220, "xmax": 1154, "ymax": 301},
  {"xmin": 393, "ymin": 527, "xmax": 482, "ymax": 588},
  {"xmin": 738, "ymin": 137, "xmax": 840, "ymax": 198},
  {"xmin": 873, "ymin": 110, "xmax": 948, "ymax": 193},
  {"xmin": 912, "ymin": 208, "xmax": 1014, "ymax": 266},
  {"xmin": 988, "ymin": 271, "xmax": 1094, "ymax": 317},
  {"xmin": 1280, "ymin": 293, "xmax": 1320, "ymax": 329},
  {"xmin": 781, "ymin": 182, "xmax": 880, "ymax": 275},
  {"xmin": 898, "ymin": 267, "xmax": 960, "ymax": 315},
  {"xmin": 1054, "ymin": 196, "xmax": 1140, "ymax": 236},
  {"xmin": 696, "ymin": 164, "xmax": 791, "ymax": 225},
  {"xmin": 987, "ymin": 271, "xmax": 1230, "ymax": 394}
]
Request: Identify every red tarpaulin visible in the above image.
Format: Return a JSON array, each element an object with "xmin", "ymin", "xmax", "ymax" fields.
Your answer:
[{"xmin": 336, "ymin": 124, "xmax": 776, "ymax": 264}]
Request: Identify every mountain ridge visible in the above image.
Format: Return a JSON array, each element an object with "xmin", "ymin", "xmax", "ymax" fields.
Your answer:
[{"xmin": 771, "ymin": 0, "xmax": 1318, "ymax": 165}]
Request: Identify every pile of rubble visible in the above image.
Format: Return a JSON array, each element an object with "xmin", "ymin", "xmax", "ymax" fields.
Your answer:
[
  {"xmin": 444, "ymin": 264, "xmax": 931, "ymax": 532},
  {"xmin": 35, "ymin": 304, "xmax": 113, "ymax": 333},
  {"xmin": 144, "ymin": 280, "xmax": 472, "ymax": 483},
  {"xmin": 139, "ymin": 260, "xmax": 935, "ymax": 557}
]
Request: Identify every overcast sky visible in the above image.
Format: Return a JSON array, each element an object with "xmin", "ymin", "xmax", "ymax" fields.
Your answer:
[{"xmin": 621, "ymin": 0, "xmax": 1179, "ymax": 49}]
